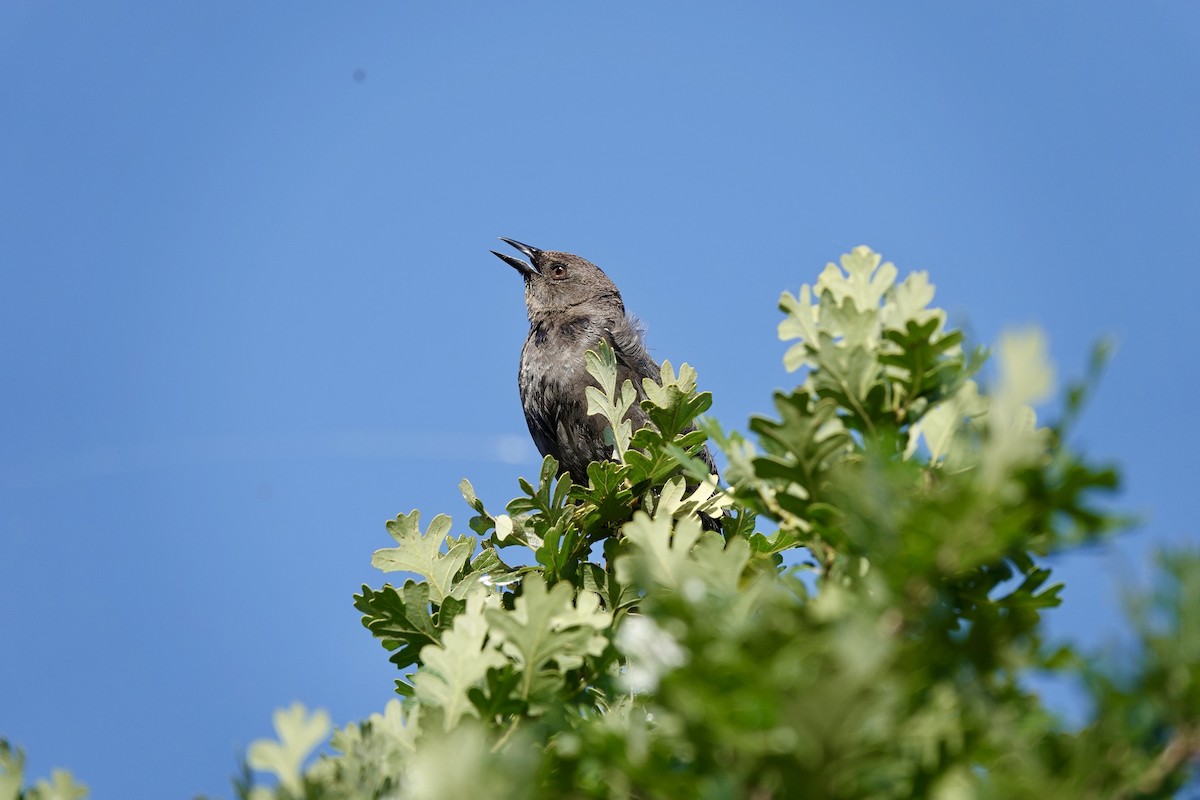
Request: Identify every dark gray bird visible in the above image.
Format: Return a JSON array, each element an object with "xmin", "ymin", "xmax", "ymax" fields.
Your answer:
[{"xmin": 491, "ymin": 237, "xmax": 718, "ymax": 488}]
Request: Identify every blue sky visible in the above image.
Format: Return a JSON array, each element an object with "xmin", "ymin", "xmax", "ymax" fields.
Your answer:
[{"xmin": 2, "ymin": 2, "xmax": 1198, "ymax": 796}]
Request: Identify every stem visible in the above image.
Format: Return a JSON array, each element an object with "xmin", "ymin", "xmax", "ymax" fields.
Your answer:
[
  {"xmin": 1117, "ymin": 727, "xmax": 1199, "ymax": 799},
  {"xmin": 490, "ymin": 717, "xmax": 522, "ymax": 753}
]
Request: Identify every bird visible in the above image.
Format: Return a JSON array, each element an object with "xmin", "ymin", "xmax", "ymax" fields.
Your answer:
[{"xmin": 491, "ymin": 237, "xmax": 718, "ymax": 490}]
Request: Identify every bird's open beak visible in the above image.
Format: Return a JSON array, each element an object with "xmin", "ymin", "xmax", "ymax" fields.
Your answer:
[{"xmin": 491, "ymin": 237, "xmax": 542, "ymax": 277}]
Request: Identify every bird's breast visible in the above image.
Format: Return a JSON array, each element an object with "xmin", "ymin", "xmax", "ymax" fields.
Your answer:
[
  {"xmin": 518, "ymin": 318, "xmax": 604, "ymax": 405},
  {"xmin": 527, "ymin": 316, "xmax": 600, "ymax": 350}
]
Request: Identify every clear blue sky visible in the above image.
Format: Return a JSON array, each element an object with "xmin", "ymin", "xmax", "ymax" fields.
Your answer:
[{"xmin": 2, "ymin": 3, "xmax": 1198, "ymax": 796}]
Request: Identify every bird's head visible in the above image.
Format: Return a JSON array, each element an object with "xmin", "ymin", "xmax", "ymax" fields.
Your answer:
[{"xmin": 492, "ymin": 237, "xmax": 625, "ymax": 321}]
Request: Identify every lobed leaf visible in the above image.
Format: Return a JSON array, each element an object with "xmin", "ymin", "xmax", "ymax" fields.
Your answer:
[
  {"xmin": 485, "ymin": 575, "xmax": 610, "ymax": 702},
  {"xmin": 371, "ymin": 511, "xmax": 475, "ymax": 605},
  {"xmin": 412, "ymin": 591, "xmax": 507, "ymax": 730}
]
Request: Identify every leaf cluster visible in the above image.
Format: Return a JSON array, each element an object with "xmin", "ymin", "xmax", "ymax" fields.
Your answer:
[{"xmin": 231, "ymin": 246, "xmax": 1196, "ymax": 800}]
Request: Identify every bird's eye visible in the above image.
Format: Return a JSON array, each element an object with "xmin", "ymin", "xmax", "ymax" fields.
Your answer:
[{"xmin": 550, "ymin": 264, "xmax": 567, "ymax": 279}]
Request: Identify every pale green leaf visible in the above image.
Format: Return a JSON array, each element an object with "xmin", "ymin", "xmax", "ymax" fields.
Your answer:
[
  {"xmin": 458, "ymin": 477, "xmax": 479, "ymax": 508},
  {"xmin": 906, "ymin": 379, "xmax": 987, "ymax": 464},
  {"xmin": 366, "ymin": 698, "xmax": 421, "ymax": 755},
  {"xmin": 549, "ymin": 584, "xmax": 611, "ymax": 631},
  {"xmin": 246, "ymin": 703, "xmax": 331, "ymax": 795},
  {"xmin": 616, "ymin": 510, "xmax": 702, "ymax": 592},
  {"xmin": 641, "ymin": 359, "xmax": 699, "ymax": 408},
  {"xmin": 412, "ymin": 591, "xmax": 506, "ymax": 730},
  {"xmin": 779, "ymin": 247, "xmax": 897, "ymax": 375},
  {"xmin": 882, "ymin": 270, "xmax": 946, "ymax": 336},
  {"xmin": 31, "ymin": 770, "xmax": 88, "ymax": 800},
  {"xmin": 981, "ymin": 327, "xmax": 1055, "ymax": 489},
  {"xmin": 0, "ymin": 742, "xmax": 24, "ymax": 800},
  {"xmin": 651, "ymin": 475, "xmax": 733, "ymax": 521},
  {"xmin": 931, "ymin": 768, "xmax": 976, "ymax": 800},
  {"xmin": 447, "ymin": 549, "xmax": 520, "ymax": 600},
  {"xmin": 584, "ymin": 340, "xmax": 618, "ymax": 397},
  {"xmin": 817, "ymin": 245, "xmax": 897, "ymax": 314},
  {"xmin": 485, "ymin": 575, "xmax": 610, "ymax": 699},
  {"xmin": 372, "ymin": 511, "xmax": 474, "ymax": 604},
  {"xmin": 778, "ymin": 284, "xmax": 821, "ymax": 371},
  {"xmin": 617, "ymin": 508, "xmax": 749, "ymax": 598},
  {"xmin": 995, "ymin": 327, "xmax": 1055, "ymax": 410},
  {"xmin": 584, "ymin": 340, "xmax": 637, "ymax": 459},
  {"xmin": 690, "ymin": 532, "xmax": 752, "ymax": 594},
  {"xmin": 495, "ymin": 514, "xmax": 513, "ymax": 541}
]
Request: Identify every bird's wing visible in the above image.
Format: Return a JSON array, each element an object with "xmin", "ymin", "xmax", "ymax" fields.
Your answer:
[
  {"xmin": 522, "ymin": 401, "xmax": 562, "ymax": 464},
  {"xmin": 605, "ymin": 314, "xmax": 660, "ymax": 396}
]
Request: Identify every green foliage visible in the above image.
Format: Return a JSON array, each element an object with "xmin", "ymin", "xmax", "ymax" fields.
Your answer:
[
  {"xmin": 9, "ymin": 246, "xmax": 1194, "ymax": 798},
  {"xmin": 413, "ymin": 591, "xmax": 508, "ymax": 727},
  {"xmin": 226, "ymin": 245, "xmax": 1196, "ymax": 799},
  {"xmin": 0, "ymin": 741, "xmax": 88, "ymax": 800},
  {"xmin": 246, "ymin": 705, "xmax": 332, "ymax": 797}
]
